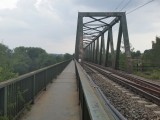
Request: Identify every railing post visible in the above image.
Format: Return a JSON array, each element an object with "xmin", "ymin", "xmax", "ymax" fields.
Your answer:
[
  {"xmin": 4, "ymin": 87, "xmax": 7, "ymax": 117},
  {"xmin": 32, "ymin": 75, "xmax": 35, "ymax": 104},
  {"xmin": 50, "ymin": 67, "xmax": 53, "ymax": 83},
  {"xmin": 44, "ymin": 70, "xmax": 47, "ymax": 91}
]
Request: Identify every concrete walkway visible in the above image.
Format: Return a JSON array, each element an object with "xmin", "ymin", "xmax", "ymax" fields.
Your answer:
[{"xmin": 21, "ymin": 61, "xmax": 80, "ymax": 120}]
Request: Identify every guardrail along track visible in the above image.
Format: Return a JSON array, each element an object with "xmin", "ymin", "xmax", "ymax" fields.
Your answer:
[
  {"xmin": 84, "ymin": 62, "xmax": 160, "ymax": 106},
  {"xmin": 75, "ymin": 61, "xmax": 126, "ymax": 120}
]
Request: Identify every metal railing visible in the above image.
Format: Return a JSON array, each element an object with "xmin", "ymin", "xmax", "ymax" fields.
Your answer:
[
  {"xmin": 0, "ymin": 60, "xmax": 71, "ymax": 119},
  {"xmin": 75, "ymin": 61, "xmax": 114, "ymax": 120}
]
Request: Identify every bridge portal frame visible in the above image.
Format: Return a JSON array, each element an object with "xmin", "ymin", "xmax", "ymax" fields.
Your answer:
[{"xmin": 75, "ymin": 12, "xmax": 132, "ymax": 73}]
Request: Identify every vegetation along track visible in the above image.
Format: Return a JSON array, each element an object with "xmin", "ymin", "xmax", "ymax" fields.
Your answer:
[{"xmin": 84, "ymin": 62, "xmax": 160, "ymax": 106}]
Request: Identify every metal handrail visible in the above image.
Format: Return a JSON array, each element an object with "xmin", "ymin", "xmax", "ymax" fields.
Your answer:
[
  {"xmin": 0, "ymin": 60, "xmax": 70, "ymax": 88},
  {"xmin": 75, "ymin": 61, "xmax": 114, "ymax": 120},
  {"xmin": 0, "ymin": 60, "xmax": 71, "ymax": 119}
]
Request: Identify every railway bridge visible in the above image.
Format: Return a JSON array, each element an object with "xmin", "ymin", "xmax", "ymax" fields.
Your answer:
[{"xmin": 0, "ymin": 12, "xmax": 160, "ymax": 120}]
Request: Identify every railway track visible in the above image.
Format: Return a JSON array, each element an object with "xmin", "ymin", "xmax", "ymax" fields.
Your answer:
[
  {"xmin": 89, "ymin": 62, "xmax": 160, "ymax": 93},
  {"xmin": 84, "ymin": 62, "xmax": 160, "ymax": 106}
]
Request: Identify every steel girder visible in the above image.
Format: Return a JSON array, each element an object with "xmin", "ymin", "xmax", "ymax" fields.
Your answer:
[{"xmin": 75, "ymin": 12, "xmax": 132, "ymax": 73}]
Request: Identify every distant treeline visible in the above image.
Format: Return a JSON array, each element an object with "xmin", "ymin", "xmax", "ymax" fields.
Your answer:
[
  {"xmin": 120, "ymin": 36, "xmax": 160, "ymax": 72},
  {"xmin": 0, "ymin": 43, "xmax": 72, "ymax": 82},
  {"xmin": 142, "ymin": 36, "xmax": 160, "ymax": 67}
]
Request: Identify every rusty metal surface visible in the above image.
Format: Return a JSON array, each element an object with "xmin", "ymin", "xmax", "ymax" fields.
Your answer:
[{"xmin": 21, "ymin": 61, "xmax": 80, "ymax": 120}]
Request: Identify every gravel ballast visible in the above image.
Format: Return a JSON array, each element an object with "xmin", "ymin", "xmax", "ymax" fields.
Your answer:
[{"xmin": 84, "ymin": 66, "xmax": 160, "ymax": 120}]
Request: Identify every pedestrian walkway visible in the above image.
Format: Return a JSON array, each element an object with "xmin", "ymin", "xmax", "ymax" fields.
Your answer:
[{"xmin": 21, "ymin": 61, "xmax": 80, "ymax": 120}]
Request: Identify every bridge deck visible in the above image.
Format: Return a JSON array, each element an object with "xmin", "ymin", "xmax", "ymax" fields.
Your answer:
[{"xmin": 21, "ymin": 61, "xmax": 80, "ymax": 120}]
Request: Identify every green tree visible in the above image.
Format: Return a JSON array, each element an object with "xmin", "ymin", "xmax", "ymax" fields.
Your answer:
[
  {"xmin": 0, "ymin": 43, "xmax": 17, "ymax": 81},
  {"xmin": 55, "ymin": 54, "xmax": 64, "ymax": 62},
  {"xmin": 0, "ymin": 43, "xmax": 73, "ymax": 81},
  {"xmin": 119, "ymin": 52, "xmax": 127, "ymax": 71},
  {"xmin": 64, "ymin": 53, "xmax": 72, "ymax": 60},
  {"xmin": 12, "ymin": 47, "xmax": 32, "ymax": 75},
  {"xmin": 143, "ymin": 37, "xmax": 160, "ymax": 67},
  {"xmin": 131, "ymin": 50, "xmax": 141, "ymax": 59},
  {"xmin": 27, "ymin": 47, "xmax": 46, "ymax": 70},
  {"xmin": 36, "ymin": 53, "xmax": 56, "ymax": 68}
]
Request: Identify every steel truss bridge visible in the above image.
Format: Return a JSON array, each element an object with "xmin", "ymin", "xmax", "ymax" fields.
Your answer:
[
  {"xmin": 75, "ymin": 12, "xmax": 132, "ymax": 73},
  {"xmin": 0, "ymin": 12, "xmax": 159, "ymax": 120}
]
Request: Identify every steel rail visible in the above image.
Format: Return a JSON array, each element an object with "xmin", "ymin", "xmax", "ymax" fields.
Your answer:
[
  {"xmin": 86, "ymin": 62, "xmax": 160, "ymax": 92},
  {"xmin": 84, "ymin": 62, "xmax": 160, "ymax": 106}
]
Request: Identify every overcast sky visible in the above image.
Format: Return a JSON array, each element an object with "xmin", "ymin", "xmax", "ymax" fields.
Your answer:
[{"xmin": 0, "ymin": 0, "xmax": 159, "ymax": 54}]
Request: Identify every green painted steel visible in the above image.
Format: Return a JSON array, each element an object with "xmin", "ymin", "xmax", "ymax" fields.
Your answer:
[
  {"xmin": 0, "ymin": 60, "xmax": 71, "ymax": 119},
  {"xmin": 75, "ymin": 12, "xmax": 132, "ymax": 73},
  {"xmin": 75, "ymin": 61, "xmax": 114, "ymax": 120}
]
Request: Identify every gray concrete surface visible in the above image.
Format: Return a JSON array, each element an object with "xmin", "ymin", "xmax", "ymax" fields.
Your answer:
[{"xmin": 21, "ymin": 61, "xmax": 80, "ymax": 120}]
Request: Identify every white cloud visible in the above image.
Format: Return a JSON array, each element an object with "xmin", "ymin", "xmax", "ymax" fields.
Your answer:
[
  {"xmin": 126, "ymin": 1, "xmax": 160, "ymax": 51},
  {"xmin": 0, "ymin": 0, "xmax": 18, "ymax": 9},
  {"xmin": 0, "ymin": 0, "xmax": 159, "ymax": 54}
]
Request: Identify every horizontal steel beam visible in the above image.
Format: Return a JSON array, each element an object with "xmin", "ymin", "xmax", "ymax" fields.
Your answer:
[
  {"xmin": 84, "ymin": 16, "xmax": 108, "ymax": 25},
  {"xmin": 83, "ymin": 25, "xmax": 102, "ymax": 32},
  {"xmin": 84, "ymin": 24, "xmax": 107, "ymax": 26},
  {"xmin": 79, "ymin": 12, "xmax": 125, "ymax": 17}
]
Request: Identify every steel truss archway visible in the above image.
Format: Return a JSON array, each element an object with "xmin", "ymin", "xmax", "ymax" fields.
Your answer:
[{"xmin": 75, "ymin": 12, "xmax": 132, "ymax": 73}]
